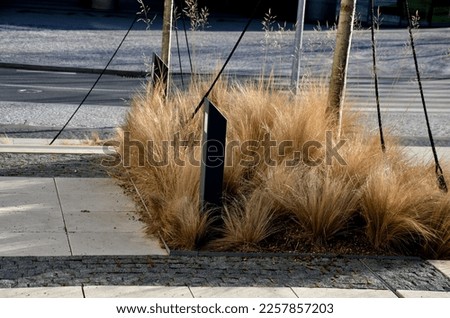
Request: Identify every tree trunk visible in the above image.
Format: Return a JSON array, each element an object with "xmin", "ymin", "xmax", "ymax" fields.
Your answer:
[
  {"xmin": 161, "ymin": 0, "xmax": 174, "ymax": 66},
  {"xmin": 327, "ymin": 0, "xmax": 357, "ymax": 121}
]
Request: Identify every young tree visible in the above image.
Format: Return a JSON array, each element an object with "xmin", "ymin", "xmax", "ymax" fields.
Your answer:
[
  {"xmin": 327, "ymin": 0, "xmax": 357, "ymax": 123},
  {"xmin": 162, "ymin": 0, "xmax": 174, "ymax": 66}
]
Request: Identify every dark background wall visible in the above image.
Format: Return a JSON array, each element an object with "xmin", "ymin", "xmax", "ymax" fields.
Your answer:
[
  {"xmin": 2, "ymin": 1, "xmax": 448, "ymax": 26},
  {"xmin": 0, "ymin": 0, "xmax": 302, "ymax": 20},
  {"xmin": 199, "ymin": 0, "xmax": 297, "ymax": 19}
]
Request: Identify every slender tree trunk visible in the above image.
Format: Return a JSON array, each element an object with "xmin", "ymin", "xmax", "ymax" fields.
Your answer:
[
  {"xmin": 327, "ymin": 0, "xmax": 357, "ymax": 121},
  {"xmin": 161, "ymin": 0, "xmax": 174, "ymax": 66}
]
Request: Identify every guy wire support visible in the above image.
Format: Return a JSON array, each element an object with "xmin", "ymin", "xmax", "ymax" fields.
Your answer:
[
  {"xmin": 189, "ymin": 0, "xmax": 263, "ymax": 120},
  {"xmin": 404, "ymin": 0, "xmax": 448, "ymax": 192},
  {"xmin": 50, "ymin": 15, "xmax": 138, "ymax": 145}
]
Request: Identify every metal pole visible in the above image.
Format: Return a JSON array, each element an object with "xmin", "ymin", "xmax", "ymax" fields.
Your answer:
[
  {"xmin": 161, "ymin": 0, "xmax": 174, "ymax": 66},
  {"xmin": 290, "ymin": 0, "xmax": 306, "ymax": 95}
]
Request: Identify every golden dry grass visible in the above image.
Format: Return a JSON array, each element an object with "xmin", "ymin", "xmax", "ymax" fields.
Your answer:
[
  {"xmin": 360, "ymin": 164, "xmax": 437, "ymax": 252},
  {"xmin": 210, "ymin": 188, "xmax": 282, "ymax": 251},
  {"xmin": 424, "ymin": 197, "xmax": 450, "ymax": 258},
  {"xmin": 266, "ymin": 166, "xmax": 361, "ymax": 244},
  {"xmin": 114, "ymin": 78, "xmax": 450, "ymax": 258}
]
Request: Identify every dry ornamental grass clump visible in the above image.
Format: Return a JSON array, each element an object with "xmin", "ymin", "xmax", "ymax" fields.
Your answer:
[{"xmin": 115, "ymin": 78, "xmax": 450, "ymax": 259}]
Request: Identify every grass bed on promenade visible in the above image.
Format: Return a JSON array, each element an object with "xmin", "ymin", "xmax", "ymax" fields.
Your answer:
[{"xmin": 114, "ymin": 78, "xmax": 450, "ymax": 259}]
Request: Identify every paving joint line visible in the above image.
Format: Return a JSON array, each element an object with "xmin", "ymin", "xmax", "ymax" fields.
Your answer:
[
  {"xmin": 188, "ymin": 286, "xmax": 195, "ymax": 298},
  {"xmin": 53, "ymin": 177, "xmax": 73, "ymax": 256},
  {"xmin": 426, "ymin": 260, "xmax": 450, "ymax": 280},
  {"xmin": 290, "ymin": 287, "xmax": 299, "ymax": 298},
  {"xmin": 359, "ymin": 258, "xmax": 403, "ymax": 298}
]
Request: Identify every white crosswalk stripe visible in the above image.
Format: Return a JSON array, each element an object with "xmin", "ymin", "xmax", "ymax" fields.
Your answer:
[{"xmin": 346, "ymin": 78, "xmax": 450, "ymax": 113}]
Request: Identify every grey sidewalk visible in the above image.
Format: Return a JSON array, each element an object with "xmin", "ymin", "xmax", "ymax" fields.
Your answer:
[{"xmin": 0, "ymin": 176, "xmax": 166, "ymax": 256}]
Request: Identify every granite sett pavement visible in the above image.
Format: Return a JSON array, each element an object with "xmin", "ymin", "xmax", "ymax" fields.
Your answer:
[{"xmin": 1, "ymin": 255, "xmax": 449, "ymax": 293}]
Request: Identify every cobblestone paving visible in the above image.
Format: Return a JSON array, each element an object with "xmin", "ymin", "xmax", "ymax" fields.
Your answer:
[
  {"xmin": 1, "ymin": 255, "xmax": 449, "ymax": 291},
  {"xmin": 361, "ymin": 258, "xmax": 450, "ymax": 292},
  {"xmin": 0, "ymin": 125, "xmax": 116, "ymax": 140},
  {"xmin": 0, "ymin": 153, "xmax": 110, "ymax": 177}
]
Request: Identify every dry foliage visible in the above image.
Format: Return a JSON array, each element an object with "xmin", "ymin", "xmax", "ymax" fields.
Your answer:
[{"xmin": 114, "ymin": 78, "xmax": 450, "ymax": 258}]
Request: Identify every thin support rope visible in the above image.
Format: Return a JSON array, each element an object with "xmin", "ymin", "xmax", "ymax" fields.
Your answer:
[
  {"xmin": 370, "ymin": 0, "xmax": 386, "ymax": 152},
  {"xmin": 190, "ymin": 0, "xmax": 263, "ymax": 119},
  {"xmin": 50, "ymin": 16, "xmax": 138, "ymax": 145},
  {"xmin": 404, "ymin": 0, "xmax": 447, "ymax": 192}
]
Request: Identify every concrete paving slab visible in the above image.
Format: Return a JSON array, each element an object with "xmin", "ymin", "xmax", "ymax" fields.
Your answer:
[
  {"xmin": 0, "ymin": 208, "xmax": 64, "ymax": 232},
  {"xmin": 0, "ymin": 177, "xmax": 64, "ymax": 232},
  {"xmin": 429, "ymin": 260, "xmax": 450, "ymax": 279},
  {"xmin": 68, "ymin": 232, "xmax": 167, "ymax": 256},
  {"xmin": 0, "ymin": 204, "xmax": 62, "ymax": 232},
  {"xmin": 58, "ymin": 178, "xmax": 166, "ymax": 255},
  {"xmin": 0, "ymin": 177, "xmax": 56, "ymax": 194},
  {"xmin": 0, "ymin": 177, "xmax": 70, "ymax": 256},
  {"xmin": 55, "ymin": 178, "xmax": 135, "ymax": 212},
  {"xmin": 55, "ymin": 178, "xmax": 122, "ymax": 193},
  {"xmin": 65, "ymin": 211, "xmax": 144, "ymax": 233},
  {"xmin": 57, "ymin": 192, "xmax": 136, "ymax": 213},
  {"xmin": 190, "ymin": 287, "xmax": 297, "ymax": 298},
  {"xmin": 83, "ymin": 286, "xmax": 193, "ymax": 298},
  {"xmin": 398, "ymin": 290, "xmax": 450, "ymax": 298},
  {"xmin": 0, "ymin": 177, "xmax": 165, "ymax": 256},
  {"xmin": 292, "ymin": 287, "xmax": 397, "ymax": 298},
  {"xmin": 0, "ymin": 287, "xmax": 83, "ymax": 298},
  {"xmin": 0, "ymin": 232, "xmax": 70, "ymax": 256},
  {"xmin": 0, "ymin": 192, "xmax": 60, "ymax": 213}
]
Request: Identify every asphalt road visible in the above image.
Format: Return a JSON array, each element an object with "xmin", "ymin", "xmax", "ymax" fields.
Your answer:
[
  {"xmin": 0, "ymin": 68, "xmax": 145, "ymax": 107},
  {"xmin": 1, "ymin": 65, "xmax": 449, "ymax": 143},
  {"xmin": 3, "ymin": 66, "xmax": 449, "ymax": 112}
]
